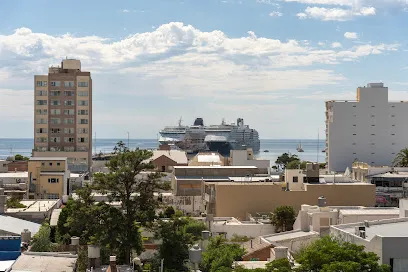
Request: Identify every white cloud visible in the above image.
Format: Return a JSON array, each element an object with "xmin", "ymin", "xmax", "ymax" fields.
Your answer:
[
  {"xmin": 121, "ymin": 9, "xmax": 130, "ymax": 13},
  {"xmin": 297, "ymin": 6, "xmax": 376, "ymax": 21},
  {"xmin": 318, "ymin": 42, "xmax": 326, "ymax": 46},
  {"xmin": 283, "ymin": 0, "xmax": 408, "ymax": 8},
  {"xmin": 331, "ymin": 42, "xmax": 342, "ymax": 48},
  {"xmin": 269, "ymin": 11, "xmax": 283, "ymax": 16},
  {"xmin": 344, "ymin": 32, "xmax": 358, "ymax": 39}
]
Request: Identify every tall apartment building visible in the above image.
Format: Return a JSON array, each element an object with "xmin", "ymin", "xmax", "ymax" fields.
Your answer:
[
  {"xmin": 326, "ymin": 83, "xmax": 408, "ymax": 172},
  {"xmin": 33, "ymin": 59, "xmax": 92, "ymax": 172}
]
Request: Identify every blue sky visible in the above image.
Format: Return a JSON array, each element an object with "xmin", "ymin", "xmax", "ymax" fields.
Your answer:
[{"xmin": 1, "ymin": 0, "xmax": 408, "ymax": 139}]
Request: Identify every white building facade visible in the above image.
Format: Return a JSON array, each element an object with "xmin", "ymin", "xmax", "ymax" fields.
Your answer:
[{"xmin": 326, "ymin": 83, "xmax": 408, "ymax": 172}]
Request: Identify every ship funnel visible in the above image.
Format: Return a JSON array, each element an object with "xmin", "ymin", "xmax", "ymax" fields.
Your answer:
[
  {"xmin": 237, "ymin": 118, "xmax": 244, "ymax": 126},
  {"xmin": 194, "ymin": 118, "xmax": 204, "ymax": 126}
]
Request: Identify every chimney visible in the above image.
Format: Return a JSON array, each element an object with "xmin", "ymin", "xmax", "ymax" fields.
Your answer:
[
  {"xmin": 70, "ymin": 236, "xmax": 80, "ymax": 253},
  {"xmin": 107, "ymin": 256, "xmax": 118, "ymax": 272}
]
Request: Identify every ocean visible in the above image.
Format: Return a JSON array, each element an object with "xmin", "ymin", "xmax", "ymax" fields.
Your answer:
[{"xmin": 0, "ymin": 138, "xmax": 326, "ymax": 164}]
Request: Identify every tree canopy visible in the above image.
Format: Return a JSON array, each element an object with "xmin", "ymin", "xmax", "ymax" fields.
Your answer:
[
  {"xmin": 14, "ymin": 154, "xmax": 29, "ymax": 161},
  {"xmin": 270, "ymin": 206, "xmax": 296, "ymax": 233},
  {"xmin": 275, "ymin": 153, "xmax": 300, "ymax": 169},
  {"xmin": 393, "ymin": 148, "xmax": 408, "ymax": 167}
]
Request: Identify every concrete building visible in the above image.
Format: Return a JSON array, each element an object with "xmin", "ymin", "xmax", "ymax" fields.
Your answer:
[
  {"xmin": 0, "ymin": 215, "xmax": 41, "ymax": 236},
  {"xmin": 326, "ymin": 83, "xmax": 408, "ymax": 172},
  {"xmin": 352, "ymin": 161, "xmax": 408, "ymax": 183},
  {"xmin": 5, "ymin": 199, "xmax": 61, "ymax": 223},
  {"xmin": 33, "ymin": 59, "xmax": 92, "ymax": 172},
  {"xmin": 28, "ymin": 157, "xmax": 70, "ymax": 200},
  {"xmin": 188, "ymin": 152, "xmax": 227, "ymax": 166},
  {"xmin": 9, "ymin": 252, "xmax": 77, "ymax": 272},
  {"xmin": 7, "ymin": 161, "xmax": 28, "ymax": 172},
  {"xmin": 144, "ymin": 150, "xmax": 188, "ymax": 172},
  {"xmin": 229, "ymin": 149, "xmax": 270, "ymax": 169},
  {"xmin": 173, "ymin": 166, "xmax": 268, "ymax": 196},
  {"xmin": 203, "ymin": 182, "xmax": 376, "ymax": 219},
  {"xmin": 0, "ymin": 160, "xmax": 8, "ymax": 173}
]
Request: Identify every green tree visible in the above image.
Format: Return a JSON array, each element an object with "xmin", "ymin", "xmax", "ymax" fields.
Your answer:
[
  {"xmin": 31, "ymin": 222, "xmax": 53, "ymax": 252},
  {"xmin": 265, "ymin": 258, "xmax": 292, "ymax": 272},
  {"xmin": 154, "ymin": 217, "xmax": 206, "ymax": 271},
  {"xmin": 270, "ymin": 206, "xmax": 296, "ymax": 233},
  {"xmin": 164, "ymin": 206, "xmax": 175, "ymax": 218},
  {"xmin": 393, "ymin": 148, "xmax": 408, "ymax": 167},
  {"xmin": 295, "ymin": 236, "xmax": 391, "ymax": 272},
  {"xmin": 6, "ymin": 197, "xmax": 26, "ymax": 208},
  {"xmin": 275, "ymin": 153, "xmax": 299, "ymax": 169},
  {"xmin": 14, "ymin": 154, "xmax": 29, "ymax": 161},
  {"xmin": 286, "ymin": 160, "xmax": 308, "ymax": 170},
  {"xmin": 201, "ymin": 236, "xmax": 245, "ymax": 272},
  {"xmin": 56, "ymin": 199, "xmax": 74, "ymax": 244},
  {"xmin": 93, "ymin": 142, "xmax": 169, "ymax": 263},
  {"xmin": 229, "ymin": 234, "xmax": 251, "ymax": 243}
]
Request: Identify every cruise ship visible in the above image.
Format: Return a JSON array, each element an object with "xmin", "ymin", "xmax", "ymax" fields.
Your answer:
[{"xmin": 158, "ymin": 118, "xmax": 260, "ymax": 155}]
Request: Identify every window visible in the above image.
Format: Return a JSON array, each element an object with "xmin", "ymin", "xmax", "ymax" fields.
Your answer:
[
  {"xmin": 41, "ymin": 162, "xmax": 45, "ymax": 166},
  {"xmin": 78, "ymin": 110, "xmax": 88, "ymax": 115},
  {"xmin": 371, "ymin": 134, "xmax": 375, "ymax": 136},
  {"xmin": 64, "ymin": 100, "xmax": 75, "ymax": 106},
  {"xmin": 57, "ymin": 162, "xmax": 60, "ymax": 166},
  {"xmin": 36, "ymin": 81, "xmax": 47, "ymax": 87},
  {"xmin": 371, "ymin": 153, "xmax": 375, "ymax": 155},
  {"xmin": 50, "ymin": 91, "xmax": 61, "ymax": 96},
  {"xmin": 47, "ymin": 193, "xmax": 59, "ymax": 199},
  {"xmin": 50, "ymin": 137, "xmax": 60, "ymax": 143},
  {"xmin": 352, "ymin": 105, "xmax": 356, "ymax": 108},
  {"xmin": 64, "ymin": 81, "xmax": 75, "ymax": 87},
  {"xmin": 64, "ymin": 146, "xmax": 75, "ymax": 151},
  {"xmin": 50, "ymin": 81, "xmax": 61, "ymax": 87},
  {"xmin": 353, "ymin": 133, "xmax": 356, "ymax": 135},
  {"xmin": 353, "ymin": 125, "xmax": 356, "ymax": 127},
  {"xmin": 36, "ymin": 90, "xmax": 48, "ymax": 96},
  {"xmin": 78, "ymin": 81, "xmax": 88, "ymax": 87},
  {"xmin": 64, "ymin": 137, "xmax": 75, "ymax": 143},
  {"xmin": 51, "ymin": 128, "xmax": 60, "ymax": 134},
  {"xmin": 392, "ymin": 105, "xmax": 395, "ymax": 108},
  {"xmin": 36, "ymin": 137, "xmax": 47, "ymax": 143},
  {"xmin": 78, "ymin": 91, "xmax": 88, "ymax": 96},
  {"xmin": 352, "ymin": 143, "xmax": 356, "ymax": 145},
  {"xmin": 48, "ymin": 178, "xmax": 59, "ymax": 183},
  {"xmin": 36, "ymin": 128, "xmax": 47, "ymax": 133},
  {"xmin": 64, "ymin": 118, "xmax": 75, "ymax": 125},
  {"xmin": 392, "ymin": 115, "xmax": 396, "ymax": 117},
  {"xmin": 50, "ymin": 147, "xmax": 61, "ymax": 152},
  {"xmin": 64, "ymin": 128, "xmax": 75, "ymax": 134},
  {"xmin": 77, "ymin": 146, "xmax": 88, "ymax": 151},
  {"xmin": 78, "ymin": 128, "xmax": 88, "ymax": 134},
  {"xmin": 78, "ymin": 100, "xmax": 88, "ymax": 106},
  {"xmin": 392, "ymin": 124, "xmax": 396, "ymax": 127},
  {"xmin": 370, "ymin": 115, "xmax": 375, "ymax": 117},
  {"xmin": 36, "ymin": 109, "xmax": 48, "ymax": 115},
  {"xmin": 50, "ymin": 100, "xmax": 61, "ymax": 106},
  {"xmin": 392, "ymin": 143, "xmax": 396, "ymax": 145},
  {"xmin": 36, "ymin": 118, "xmax": 47, "ymax": 124},
  {"xmin": 78, "ymin": 119, "xmax": 88, "ymax": 124},
  {"xmin": 64, "ymin": 109, "xmax": 75, "ymax": 115},
  {"xmin": 78, "ymin": 137, "xmax": 88, "ymax": 143},
  {"xmin": 371, "ymin": 125, "xmax": 375, "ymax": 127},
  {"xmin": 64, "ymin": 91, "xmax": 75, "ymax": 96},
  {"xmin": 353, "ymin": 152, "xmax": 356, "ymax": 155},
  {"xmin": 50, "ymin": 118, "xmax": 61, "ymax": 124},
  {"xmin": 371, "ymin": 143, "xmax": 375, "ymax": 145},
  {"xmin": 391, "ymin": 134, "xmax": 396, "ymax": 136},
  {"xmin": 371, "ymin": 106, "xmax": 375, "ymax": 108},
  {"xmin": 293, "ymin": 176, "xmax": 298, "ymax": 183},
  {"xmin": 50, "ymin": 109, "xmax": 60, "ymax": 115},
  {"xmin": 36, "ymin": 100, "xmax": 47, "ymax": 106}
]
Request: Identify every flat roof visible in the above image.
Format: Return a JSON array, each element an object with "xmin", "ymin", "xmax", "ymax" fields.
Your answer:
[
  {"xmin": 10, "ymin": 253, "xmax": 77, "ymax": 272},
  {"xmin": 235, "ymin": 261, "xmax": 268, "ymax": 269},
  {"xmin": 50, "ymin": 209, "xmax": 62, "ymax": 227},
  {"xmin": 0, "ymin": 172, "xmax": 28, "ymax": 178},
  {"xmin": 263, "ymin": 230, "xmax": 319, "ymax": 243},
  {"xmin": 0, "ymin": 215, "xmax": 41, "ymax": 235},
  {"xmin": 339, "ymin": 209, "xmax": 399, "ymax": 216},
  {"xmin": 340, "ymin": 220, "xmax": 408, "ymax": 239},
  {"xmin": 40, "ymin": 172, "xmax": 65, "ymax": 176},
  {"xmin": 7, "ymin": 200, "xmax": 59, "ymax": 213},
  {"xmin": 370, "ymin": 172, "xmax": 408, "ymax": 178},
  {"xmin": 29, "ymin": 157, "xmax": 67, "ymax": 161}
]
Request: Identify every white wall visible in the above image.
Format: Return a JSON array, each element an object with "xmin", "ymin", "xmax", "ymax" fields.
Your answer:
[
  {"xmin": 231, "ymin": 150, "xmax": 270, "ymax": 169},
  {"xmin": 400, "ymin": 199, "xmax": 408, "ymax": 218},
  {"xmin": 285, "ymin": 169, "xmax": 305, "ymax": 191},
  {"xmin": 211, "ymin": 222, "xmax": 275, "ymax": 239},
  {"xmin": 327, "ymin": 83, "xmax": 408, "ymax": 172}
]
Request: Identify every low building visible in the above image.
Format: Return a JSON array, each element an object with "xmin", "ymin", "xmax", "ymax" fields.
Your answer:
[
  {"xmin": 0, "ymin": 160, "xmax": 8, "ymax": 173},
  {"xmin": 7, "ymin": 161, "xmax": 28, "ymax": 172},
  {"xmin": 188, "ymin": 152, "xmax": 227, "ymax": 166},
  {"xmin": 368, "ymin": 171, "xmax": 408, "ymax": 207},
  {"xmin": 294, "ymin": 201, "xmax": 400, "ymax": 236},
  {"xmin": 229, "ymin": 149, "xmax": 270, "ymax": 170},
  {"xmin": 28, "ymin": 157, "xmax": 70, "ymax": 200},
  {"xmin": 9, "ymin": 252, "xmax": 77, "ymax": 272},
  {"xmin": 0, "ymin": 215, "xmax": 41, "ymax": 236},
  {"xmin": 352, "ymin": 161, "xmax": 408, "ymax": 183},
  {"xmin": 203, "ymin": 181, "xmax": 376, "ymax": 219},
  {"xmin": 5, "ymin": 199, "xmax": 61, "ymax": 223},
  {"xmin": 331, "ymin": 217, "xmax": 408, "ymax": 270},
  {"xmin": 0, "ymin": 172, "xmax": 29, "ymax": 198},
  {"xmin": 173, "ymin": 165, "xmax": 267, "ymax": 196},
  {"xmin": 145, "ymin": 150, "xmax": 188, "ymax": 172}
]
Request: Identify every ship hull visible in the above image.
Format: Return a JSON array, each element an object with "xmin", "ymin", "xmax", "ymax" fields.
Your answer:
[{"xmin": 206, "ymin": 142, "xmax": 232, "ymax": 156}]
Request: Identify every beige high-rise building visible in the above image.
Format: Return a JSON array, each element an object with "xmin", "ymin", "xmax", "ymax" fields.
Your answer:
[{"xmin": 33, "ymin": 59, "xmax": 92, "ymax": 172}]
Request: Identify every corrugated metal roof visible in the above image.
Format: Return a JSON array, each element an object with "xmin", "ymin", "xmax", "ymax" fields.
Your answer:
[{"xmin": 0, "ymin": 215, "xmax": 41, "ymax": 236}]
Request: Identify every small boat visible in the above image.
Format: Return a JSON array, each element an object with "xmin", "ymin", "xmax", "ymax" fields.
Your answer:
[
  {"xmin": 264, "ymin": 150, "xmax": 270, "ymax": 153},
  {"xmin": 296, "ymin": 142, "xmax": 304, "ymax": 152}
]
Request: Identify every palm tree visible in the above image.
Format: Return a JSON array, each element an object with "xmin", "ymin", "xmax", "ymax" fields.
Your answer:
[{"xmin": 393, "ymin": 148, "xmax": 408, "ymax": 167}]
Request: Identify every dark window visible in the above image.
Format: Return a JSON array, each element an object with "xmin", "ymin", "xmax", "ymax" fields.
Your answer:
[
  {"xmin": 353, "ymin": 134, "xmax": 356, "ymax": 136},
  {"xmin": 57, "ymin": 162, "xmax": 60, "ymax": 166},
  {"xmin": 49, "ymin": 163, "xmax": 52, "ymax": 166},
  {"xmin": 293, "ymin": 176, "xmax": 298, "ymax": 183},
  {"xmin": 161, "ymin": 166, "xmax": 165, "ymax": 172},
  {"xmin": 41, "ymin": 163, "xmax": 44, "ymax": 166}
]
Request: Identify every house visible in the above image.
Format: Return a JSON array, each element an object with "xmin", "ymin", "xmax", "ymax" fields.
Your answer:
[{"xmin": 145, "ymin": 150, "xmax": 188, "ymax": 172}]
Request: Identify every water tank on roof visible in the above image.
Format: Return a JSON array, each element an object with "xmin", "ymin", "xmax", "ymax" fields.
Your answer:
[
  {"xmin": 88, "ymin": 245, "xmax": 101, "ymax": 258},
  {"xmin": 318, "ymin": 196, "xmax": 327, "ymax": 207},
  {"xmin": 189, "ymin": 245, "xmax": 202, "ymax": 263}
]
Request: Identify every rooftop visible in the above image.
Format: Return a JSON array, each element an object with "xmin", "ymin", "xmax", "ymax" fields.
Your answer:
[
  {"xmin": 369, "ymin": 172, "xmax": 408, "ymax": 178},
  {"xmin": 196, "ymin": 153, "xmax": 222, "ymax": 163},
  {"xmin": 10, "ymin": 252, "xmax": 77, "ymax": 272},
  {"xmin": 339, "ymin": 208, "xmax": 400, "ymax": 216},
  {"xmin": 147, "ymin": 150, "xmax": 188, "ymax": 164},
  {"xmin": 7, "ymin": 200, "xmax": 60, "ymax": 213},
  {"xmin": 50, "ymin": 209, "xmax": 62, "ymax": 227},
  {"xmin": 234, "ymin": 261, "xmax": 268, "ymax": 269},
  {"xmin": 263, "ymin": 230, "xmax": 319, "ymax": 244},
  {"xmin": 29, "ymin": 157, "xmax": 67, "ymax": 161},
  {"xmin": 0, "ymin": 172, "xmax": 28, "ymax": 178},
  {"xmin": 40, "ymin": 172, "xmax": 66, "ymax": 176},
  {"xmin": 336, "ymin": 218, "xmax": 408, "ymax": 240},
  {"xmin": 174, "ymin": 165, "xmax": 257, "ymax": 169},
  {"xmin": 0, "ymin": 215, "xmax": 41, "ymax": 235}
]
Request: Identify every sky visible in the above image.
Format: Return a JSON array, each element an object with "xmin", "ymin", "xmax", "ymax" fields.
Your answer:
[{"xmin": 1, "ymin": 0, "xmax": 408, "ymax": 139}]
